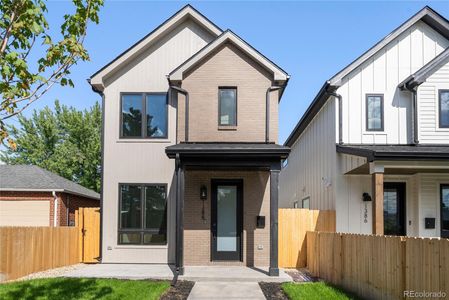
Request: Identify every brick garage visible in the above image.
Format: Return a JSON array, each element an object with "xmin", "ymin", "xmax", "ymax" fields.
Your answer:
[{"xmin": 0, "ymin": 165, "xmax": 100, "ymax": 227}]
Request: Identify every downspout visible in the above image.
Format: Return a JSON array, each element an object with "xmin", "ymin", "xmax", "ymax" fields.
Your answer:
[
  {"xmin": 169, "ymin": 85, "xmax": 189, "ymax": 143},
  {"xmin": 266, "ymin": 86, "xmax": 283, "ymax": 143},
  {"xmin": 326, "ymin": 87, "xmax": 343, "ymax": 144},
  {"xmin": 52, "ymin": 191, "xmax": 58, "ymax": 227},
  {"xmin": 412, "ymin": 88, "xmax": 419, "ymax": 145},
  {"xmin": 89, "ymin": 79, "xmax": 104, "ymax": 262}
]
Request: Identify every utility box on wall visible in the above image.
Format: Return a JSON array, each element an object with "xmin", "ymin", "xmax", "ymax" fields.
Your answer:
[{"xmin": 425, "ymin": 218, "xmax": 435, "ymax": 229}]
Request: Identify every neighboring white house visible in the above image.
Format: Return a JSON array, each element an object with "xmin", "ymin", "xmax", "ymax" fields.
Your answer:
[{"xmin": 280, "ymin": 6, "xmax": 449, "ymax": 238}]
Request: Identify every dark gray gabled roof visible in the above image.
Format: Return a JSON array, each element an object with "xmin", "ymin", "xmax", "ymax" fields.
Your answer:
[
  {"xmin": 165, "ymin": 143, "xmax": 290, "ymax": 159},
  {"xmin": 399, "ymin": 47, "xmax": 449, "ymax": 91},
  {"xmin": 284, "ymin": 6, "xmax": 449, "ymax": 147},
  {"xmin": 336, "ymin": 144, "xmax": 449, "ymax": 161},
  {"xmin": 0, "ymin": 165, "xmax": 100, "ymax": 200}
]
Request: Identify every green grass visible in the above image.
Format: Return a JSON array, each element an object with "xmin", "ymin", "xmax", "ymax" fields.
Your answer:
[
  {"xmin": 0, "ymin": 278, "xmax": 170, "ymax": 300},
  {"xmin": 282, "ymin": 282, "xmax": 359, "ymax": 300}
]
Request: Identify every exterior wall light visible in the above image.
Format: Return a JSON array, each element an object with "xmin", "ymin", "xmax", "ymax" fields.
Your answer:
[
  {"xmin": 200, "ymin": 185, "xmax": 207, "ymax": 200},
  {"xmin": 362, "ymin": 192, "xmax": 372, "ymax": 202}
]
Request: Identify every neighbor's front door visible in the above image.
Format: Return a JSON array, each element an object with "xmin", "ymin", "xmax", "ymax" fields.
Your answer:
[
  {"xmin": 383, "ymin": 182, "xmax": 406, "ymax": 236},
  {"xmin": 441, "ymin": 184, "xmax": 449, "ymax": 238},
  {"xmin": 211, "ymin": 180, "xmax": 243, "ymax": 261}
]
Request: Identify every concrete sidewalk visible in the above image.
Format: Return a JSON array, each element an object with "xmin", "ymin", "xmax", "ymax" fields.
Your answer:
[{"xmin": 187, "ymin": 282, "xmax": 265, "ymax": 300}]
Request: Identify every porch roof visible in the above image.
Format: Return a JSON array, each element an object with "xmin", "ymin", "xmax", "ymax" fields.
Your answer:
[
  {"xmin": 165, "ymin": 143, "xmax": 290, "ymax": 159},
  {"xmin": 336, "ymin": 144, "xmax": 449, "ymax": 162}
]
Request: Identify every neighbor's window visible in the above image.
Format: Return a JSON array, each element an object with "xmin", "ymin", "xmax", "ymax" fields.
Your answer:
[
  {"xmin": 119, "ymin": 184, "xmax": 167, "ymax": 245},
  {"xmin": 301, "ymin": 197, "xmax": 310, "ymax": 209},
  {"xmin": 219, "ymin": 87, "xmax": 237, "ymax": 126},
  {"xmin": 439, "ymin": 90, "xmax": 449, "ymax": 128},
  {"xmin": 366, "ymin": 94, "xmax": 384, "ymax": 131},
  {"xmin": 121, "ymin": 93, "xmax": 168, "ymax": 138}
]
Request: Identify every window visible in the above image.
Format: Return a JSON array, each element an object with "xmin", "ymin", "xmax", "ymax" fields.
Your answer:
[
  {"xmin": 219, "ymin": 88, "xmax": 237, "ymax": 126},
  {"xmin": 118, "ymin": 184, "xmax": 167, "ymax": 245},
  {"xmin": 439, "ymin": 90, "xmax": 449, "ymax": 128},
  {"xmin": 121, "ymin": 93, "xmax": 168, "ymax": 138},
  {"xmin": 366, "ymin": 94, "xmax": 384, "ymax": 131},
  {"xmin": 301, "ymin": 197, "xmax": 310, "ymax": 209},
  {"xmin": 282, "ymin": 159, "xmax": 288, "ymax": 169}
]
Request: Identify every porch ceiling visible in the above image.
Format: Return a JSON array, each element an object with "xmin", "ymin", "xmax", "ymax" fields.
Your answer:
[{"xmin": 347, "ymin": 160, "xmax": 449, "ymax": 175}]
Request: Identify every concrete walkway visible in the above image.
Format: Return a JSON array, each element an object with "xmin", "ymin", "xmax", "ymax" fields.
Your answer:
[{"xmin": 187, "ymin": 282, "xmax": 265, "ymax": 300}]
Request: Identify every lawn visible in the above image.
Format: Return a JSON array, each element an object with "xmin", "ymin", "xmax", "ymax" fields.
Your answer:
[
  {"xmin": 0, "ymin": 278, "xmax": 171, "ymax": 300},
  {"xmin": 282, "ymin": 282, "xmax": 359, "ymax": 300}
]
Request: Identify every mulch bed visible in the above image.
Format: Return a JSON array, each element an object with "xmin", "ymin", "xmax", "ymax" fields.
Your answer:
[
  {"xmin": 259, "ymin": 282, "xmax": 289, "ymax": 300},
  {"xmin": 161, "ymin": 280, "xmax": 195, "ymax": 300}
]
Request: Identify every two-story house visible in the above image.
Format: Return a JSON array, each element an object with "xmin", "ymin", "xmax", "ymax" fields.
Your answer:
[
  {"xmin": 89, "ymin": 5, "xmax": 289, "ymax": 276},
  {"xmin": 280, "ymin": 6, "xmax": 449, "ymax": 238}
]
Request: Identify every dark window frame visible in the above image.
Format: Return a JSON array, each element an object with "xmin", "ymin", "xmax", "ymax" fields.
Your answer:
[
  {"xmin": 118, "ymin": 183, "xmax": 168, "ymax": 246},
  {"xmin": 365, "ymin": 94, "xmax": 384, "ymax": 132},
  {"xmin": 441, "ymin": 184, "xmax": 449, "ymax": 238},
  {"xmin": 120, "ymin": 92, "xmax": 168, "ymax": 139},
  {"xmin": 438, "ymin": 89, "xmax": 449, "ymax": 129},
  {"xmin": 218, "ymin": 87, "xmax": 238, "ymax": 126}
]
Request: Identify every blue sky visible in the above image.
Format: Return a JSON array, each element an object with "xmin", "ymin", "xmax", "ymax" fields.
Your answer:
[{"xmin": 14, "ymin": 0, "xmax": 449, "ymax": 143}]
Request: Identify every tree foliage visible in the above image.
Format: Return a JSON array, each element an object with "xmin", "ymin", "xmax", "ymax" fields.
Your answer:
[
  {"xmin": 0, "ymin": 0, "xmax": 103, "ymax": 148},
  {"xmin": 1, "ymin": 100, "xmax": 101, "ymax": 192}
]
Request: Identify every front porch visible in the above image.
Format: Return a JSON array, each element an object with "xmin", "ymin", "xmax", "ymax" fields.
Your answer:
[
  {"xmin": 337, "ymin": 144, "xmax": 449, "ymax": 237},
  {"xmin": 166, "ymin": 143, "xmax": 290, "ymax": 276}
]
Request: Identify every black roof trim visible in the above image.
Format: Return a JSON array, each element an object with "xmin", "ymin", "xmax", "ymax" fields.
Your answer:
[
  {"xmin": 336, "ymin": 144, "xmax": 449, "ymax": 161},
  {"xmin": 284, "ymin": 82, "xmax": 337, "ymax": 147},
  {"xmin": 90, "ymin": 4, "xmax": 223, "ymax": 79},
  {"xmin": 165, "ymin": 143, "xmax": 290, "ymax": 159},
  {"xmin": 399, "ymin": 47, "xmax": 449, "ymax": 91}
]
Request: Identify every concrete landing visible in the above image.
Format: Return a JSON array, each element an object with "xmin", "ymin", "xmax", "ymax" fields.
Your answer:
[{"xmin": 188, "ymin": 282, "xmax": 265, "ymax": 300}]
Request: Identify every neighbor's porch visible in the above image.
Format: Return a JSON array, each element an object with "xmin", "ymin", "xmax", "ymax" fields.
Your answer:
[
  {"xmin": 337, "ymin": 144, "xmax": 449, "ymax": 238},
  {"xmin": 165, "ymin": 143, "xmax": 290, "ymax": 276}
]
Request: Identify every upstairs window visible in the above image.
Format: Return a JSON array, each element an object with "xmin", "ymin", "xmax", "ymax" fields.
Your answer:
[
  {"xmin": 366, "ymin": 94, "xmax": 384, "ymax": 131},
  {"xmin": 121, "ymin": 93, "xmax": 168, "ymax": 138},
  {"xmin": 219, "ymin": 87, "xmax": 237, "ymax": 126},
  {"xmin": 439, "ymin": 90, "xmax": 449, "ymax": 128}
]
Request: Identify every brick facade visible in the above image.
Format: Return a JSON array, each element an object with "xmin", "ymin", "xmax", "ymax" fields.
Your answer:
[
  {"xmin": 0, "ymin": 191, "xmax": 99, "ymax": 226},
  {"xmin": 184, "ymin": 170, "xmax": 270, "ymax": 267}
]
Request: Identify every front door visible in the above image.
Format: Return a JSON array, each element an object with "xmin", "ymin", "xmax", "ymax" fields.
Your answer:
[
  {"xmin": 211, "ymin": 180, "xmax": 243, "ymax": 261},
  {"xmin": 441, "ymin": 184, "xmax": 449, "ymax": 238},
  {"xmin": 383, "ymin": 182, "xmax": 406, "ymax": 236}
]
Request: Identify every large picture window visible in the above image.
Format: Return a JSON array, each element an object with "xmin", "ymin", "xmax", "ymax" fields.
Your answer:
[
  {"xmin": 439, "ymin": 90, "xmax": 449, "ymax": 128},
  {"xmin": 219, "ymin": 87, "xmax": 237, "ymax": 126},
  {"xmin": 118, "ymin": 184, "xmax": 167, "ymax": 245},
  {"xmin": 366, "ymin": 94, "xmax": 384, "ymax": 131},
  {"xmin": 121, "ymin": 93, "xmax": 168, "ymax": 138}
]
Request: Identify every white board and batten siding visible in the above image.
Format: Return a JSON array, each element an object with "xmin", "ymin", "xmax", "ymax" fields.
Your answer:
[
  {"xmin": 101, "ymin": 20, "xmax": 216, "ymax": 264},
  {"xmin": 279, "ymin": 98, "xmax": 337, "ymax": 210},
  {"xmin": 338, "ymin": 21, "xmax": 449, "ymax": 145},
  {"xmin": 417, "ymin": 60, "xmax": 449, "ymax": 144}
]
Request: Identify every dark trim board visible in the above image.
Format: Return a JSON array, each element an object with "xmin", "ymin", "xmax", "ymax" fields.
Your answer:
[{"xmin": 441, "ymin": 184, "xmax": 449, "ymax": 238}]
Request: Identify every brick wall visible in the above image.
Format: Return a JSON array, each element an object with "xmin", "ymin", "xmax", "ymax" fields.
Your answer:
[
  {"xmin": 184, "ymin": 170, "xmax": 270, "ymax": 267},
  {"xmin": 0, "ymin": 191, "xmax": 98, "ymax": 226}
]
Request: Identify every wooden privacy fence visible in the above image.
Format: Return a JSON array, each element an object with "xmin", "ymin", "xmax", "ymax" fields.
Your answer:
[
  {"xmin": 278, "ymin": 209, "xmax": 335, "ymax": 268},
  {"xmin": 307, "ymin": 232, "xmax": 449, "ymax": 300},
  {"xmin": 75, "ymin": 207, "xmax": 100, "ymax": 263},
  {"xmin": 0, "ymin": 227, "xmax": 79, "ymax": 281}
]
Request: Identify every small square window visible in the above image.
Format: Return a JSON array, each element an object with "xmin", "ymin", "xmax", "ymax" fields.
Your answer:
[
  {"xmin": 366, "ymin": 94, "xmax": 384, "ymax": 131},
  {"xmin": 219, "ymin": 88, "xmax": 237, "ymax": 126},
  {"xmin": 439, "ymin": 90, "xmax": 449, "ymax": 128}
]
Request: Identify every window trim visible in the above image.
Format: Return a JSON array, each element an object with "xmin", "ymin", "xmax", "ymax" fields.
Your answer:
[
  {"xmin": 218, "ymin": 87, "xmax": 238, "ymax": 126},
  {"xmin": 119, "ymin": 92, "xmax": 168, "ymax": 139},
  {"xmin": 438, "ymin": 89, "xmax": 449, "ymax": 129},
  {"xmin": 118, "ymin": 183, "xmax": 168, "ymax": 246},
  {"xmin": 441, "ymin": 184, "xmax": 449, "ymax": 238},
  {"xmin": 365, "ymin": 93, "xmax": 384, "ymax": 132},
  {"xmin": 301, "ymin": 196, "xmax": 310, "ymax": 209}
]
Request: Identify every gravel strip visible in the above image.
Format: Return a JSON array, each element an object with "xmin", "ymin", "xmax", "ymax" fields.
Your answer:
[
  {"xmin": 285, "ymin": 268, "xmax": 317, "ymax": 282},
  {"xmin": 259, "ymin": 282, "xmax": 289, "ymax": 300},
  {"xmin": 14, "ymin": 264, "xmax": 87, "ymax": 282}
]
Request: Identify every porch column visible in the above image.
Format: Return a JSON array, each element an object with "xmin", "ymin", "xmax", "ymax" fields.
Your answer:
[
  {"xmin": 175, "ymin": 154, "xmax": 185, "ymax": 275},
  {"xmin": 370, "ymin": 162, "xmax": 384, "ymax": 235},
  {"xmin": 269, "ymin": 162, "xmax": 281, "ymax": 276}
]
